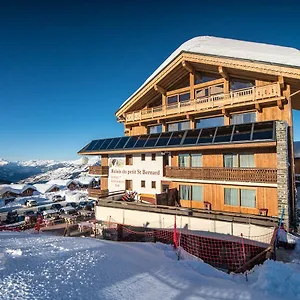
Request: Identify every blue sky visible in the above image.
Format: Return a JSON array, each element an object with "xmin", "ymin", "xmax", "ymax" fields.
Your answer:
[{"xmin": 1, "ymin": 0, "xmax": 300, "ymax": 161}]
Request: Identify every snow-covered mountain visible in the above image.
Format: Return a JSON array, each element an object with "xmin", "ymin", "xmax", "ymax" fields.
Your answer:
[{"xmin": 0, "ymin": 157, "xmax": 100, "ymax": 183}]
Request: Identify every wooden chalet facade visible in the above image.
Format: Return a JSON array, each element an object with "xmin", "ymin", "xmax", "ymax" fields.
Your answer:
[{"xmin": 79, "ymin": 36, "xmax": 300, "ymax": 229}]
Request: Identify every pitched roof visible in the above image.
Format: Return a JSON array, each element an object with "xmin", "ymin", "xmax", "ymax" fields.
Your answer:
[
  {"xmin": 33, "ymin": 184, "xmax": 59, "ymax": 194},
  {"xmin": 47, "ymin": 179, "xmax": 76, "ymax": 187},
  {"xmin": 119, "ymin": 36, "xmax": 300, "ymax": 110},
  {"xmin": 0, "ymin": 184, "xmax": 36, "ymax": 196}
]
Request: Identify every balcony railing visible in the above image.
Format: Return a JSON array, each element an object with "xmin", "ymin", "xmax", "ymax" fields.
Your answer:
[
  {"xmin": 88, "ymin": 188, "xmax": 109, "ymax": 199},
  {"xmin": 125, "ymin": 83, "xmax": 281, "ymax": 122},
  {"xmin": 165, "ymin": 166, "xmax": 277, "ymax": 183},
  {"xmin": 88, "ymin": 166, "xmax": 109, "ymax": 176}
]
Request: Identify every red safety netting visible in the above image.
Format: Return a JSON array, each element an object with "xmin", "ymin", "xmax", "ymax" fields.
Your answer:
[{"xmin": 105, "ymin": 217, "xmax": 274, "ymax": 273}]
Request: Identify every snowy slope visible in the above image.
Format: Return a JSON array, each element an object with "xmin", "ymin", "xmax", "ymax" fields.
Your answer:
[
  {"xmin": 0, "ymin": 157, "xmax": 100, "ymax": 183},
  {"xmin": 120, "ymin": 36, "xmax": 300, "ymax": 109},
  {"xmin": 0, "ymin": 232, "xmax": 299, "ymax": 300}
]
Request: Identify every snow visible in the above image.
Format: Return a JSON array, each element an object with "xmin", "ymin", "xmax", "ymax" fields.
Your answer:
[
  {"xmin": 33, "ymin": 184, "xmax": 59, "ymax": 194},
  {"xmin": 75, "ymin": 177, "xmax": 96, "ymax": 186},
  {"xmin": 0, "ymin": 232, "xmax": 299, "ymax": 300},
  {"xmin": 47, "ymin": 179, "xmax": 76, "ymax": 188},
  {"xmin": 119, "ymin": 36, "xmax": 300, "ymax": 109},
  {"xmin": 0, "ymin": 184, "xmax": 36, "ymax": 196}
]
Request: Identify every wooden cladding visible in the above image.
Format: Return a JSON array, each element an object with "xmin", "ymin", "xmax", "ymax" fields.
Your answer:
[
  {"xmin": 165, "ymin": 166, "xmax": 277, "ymax": 183},
  {"xmin": 88, "ymin": 188, "xmax": 109, "ymax": 199},
  {"xmin": 125, "ymin": 83, "xmax": 281, "ymax": 123},
  {"xmin": 88, "ymin": 166, "xmax": 109, "ymax": 176}
]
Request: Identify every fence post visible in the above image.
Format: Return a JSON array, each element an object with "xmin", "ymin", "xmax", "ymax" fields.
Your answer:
[
  {"xmin": 241, "ymin": 233, "xmax": 248, "ymax": 281},
  {"xmin": 173, "ymin": 215, "xmax": 178, "ymax": 249}
]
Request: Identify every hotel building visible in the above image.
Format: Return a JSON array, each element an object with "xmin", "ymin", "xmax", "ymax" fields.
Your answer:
[{"xmin": 79, "ymin": 36, "xmax": 300, "ymax": 232}]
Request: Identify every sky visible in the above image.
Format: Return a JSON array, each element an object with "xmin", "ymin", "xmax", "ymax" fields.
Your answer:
[{"xmin": 1, "ymin": 0, "xmax": 300, "ymax": 161}]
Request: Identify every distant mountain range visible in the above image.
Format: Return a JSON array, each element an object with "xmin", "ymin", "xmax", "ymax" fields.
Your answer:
[{"xmin": 0, "ymin": 157, "xmax": 100, "ymax": 184}]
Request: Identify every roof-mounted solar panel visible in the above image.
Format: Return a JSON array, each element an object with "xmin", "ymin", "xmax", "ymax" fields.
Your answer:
[
  {"xmin": 167, "ymin": 131, "xmax": 185, "ymax": 146},
  {"xmin": 182, "ymin": 129, "xmax": 201, "ymax": 145},
  {"xmin": 85, "ymin": 140, "xmax": 99, "ymax": 151},
  {"xmin": 252, "ymin": 122, "xmax": 274, "ymax": 140},
  {"xmin": 156, "ymin": 132, "xmax": 172, "ymax": 147},
  {"xmin": 198, "ymin": 128, "xmax": 216, "ymax": 144},
  {"xmin": 232, "ymin": 124, "xmax": 252, "ymax": 141},
  {"xmin": 213, "ymin": 126, "xmax": 233, "ymax": 143},
  {"xmin": 124, "ymin": 136, "xmax": 140, "ymax": 148},
  {"xmin": 144, "ymin": 133, "xmax": 160, "ymax": 147},
  {"xmin": 107, "ymin": 137, "xmax": 122, "ymax": 149},
  {"xmin": 134, "ymin": 134, "xmax": 149, "ymax": 148},
  {"xmin": 114, "ymin": 136, "xmax": 130, "ymax": 149}
]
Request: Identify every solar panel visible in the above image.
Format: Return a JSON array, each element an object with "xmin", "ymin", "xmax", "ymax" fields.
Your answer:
[
  {"xmin": 114, "ymin": 136, "xmax": 130, "ymax": 149},
  {"xmin": 232, "ymin": 124, "xmax": 252, "ymax": 141},
  {"xmin": 252, "ymin": 122, "xmax": 274, "ymax": 140},
  {"xmin": 198, "ymin": 128, "xmax": 216, "ymax": 144},
  {"xmin": 84, "ymin": 140, "xmax": 99, "ymax": 151},
  {"xmin": 79, "ymin": 121, "xmax": 276, "ymax": 153},
  {"xmin": 144, "ymin": 133, "xmax": 160, "ymax": 147},
  {"xmin": 107, "ymin": 137, "xmax": 121, "ymax": 149},
  {"xmin": 134, "ymin": 135, "xmax": 149, "ymax": 148},
  {"xmin": 182, "ymin": 129, "xmax": 201, "ymax": 145},
  {"xmin": 167, "ymin": 131, "xmax": 185, "ymax": 146},
  {"xmin": 213, "ymin": 126, "xmax": 233, "ymax": 143},
  {"xmin": 124, "ymin": 136, "xmax": 140, "ymax": 148},
  {"xmin": 155, "ymin": 132, "xmax": 172, "ymax": 147}
]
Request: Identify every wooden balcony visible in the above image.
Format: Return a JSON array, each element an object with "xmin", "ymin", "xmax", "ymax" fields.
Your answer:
[
  {"xmin": 125, "ymin": 83, "xmax": 281, "ymax": 123},
  {"xmin": 165, "ymin": 166, "xmax": 277, "ymax": 183},
  {"xmin": 88, "ymin": 166, "xmax": 109, "ymax": 176},
  {"xmin": 88, "ymin": 188, "xmax": 109, "ymax": 199}
]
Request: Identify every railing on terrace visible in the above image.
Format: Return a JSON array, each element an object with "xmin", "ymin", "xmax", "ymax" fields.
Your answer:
[
  {"xmin": 88, "ymin": 166, "xmax": 109, "ymax": 176},
  {"xmin": 165, "ymin": 166, "xmax": 277, "ymax": 183},
  {"xmin": 125, "ymin": 83, "xmax": 281, "ymax": 122}
]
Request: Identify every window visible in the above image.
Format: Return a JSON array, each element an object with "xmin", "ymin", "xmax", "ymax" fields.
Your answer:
[
  {"xmin": 148, "ymin": 124, "xmax": 162, "ymax": 134},
  {"xmin": 224, "ymin": 188, "xmax": 256, "ymax": 208},
  {"xmin": 195, "ymin": 84, "xmax": 224, "ymax": 100},
  {"xmin": 224, "ymin": 154, "xmax": 238, "ymax": 167},
  {"xmin": 179, "ymin": 185, "xmax": 190, "ymax": 200},
  {"xmin": 125, "ymin": 180, "xmax": 132, "ymax": 191},
  {"xmin": 191, "ymin": 185, "xmax": 203, "ymax": 201},
  {"xmin": 141, "ymin": 154, "xmax": 146, "ymax": 161},
  {"xmin": 191, "ymin": 154, "xmax": 202, "ymax": 167},
  {"xmin": 224, "ymin": 153, "xmax": 254, "ymax": 168},
  {"xmin": 195, "ymin": 116, "xmax": 224, "ymax": 129},
  {"xmin": 241, "ymin": 189, "xmax": 256, "ymax": 208},
  {"xmin": 179, "ymin": 185, "xmax": 203, "ymax": 201},
  {"xmin": 126, "ymin": 155, "xmax": 133, "ymax": 165},
  {"xmin": 231, "ymin": 112, "xmax": 256, "ymax": 125},
  {"xmin": 141, "ymin": 180, "xmax": 145, "ymax": 188},
  {"xmin": 167, "ymin": 92, "xmax": 190, "ymax": 105},
  {"xmin": 151, "ymin": 181, "xmax": 156, "ymax": 189},
  {"xmin": 239, "ymin": 153, "xmax": 255, "ymax": 168},
  {"xmin": 167, "ymin": 120, "xmax": 190, "ymax": 132},
  {"xmin": 179, "ymin": 154, "xmax": 190, "ymax": 167},
  {"xmin": 230, "ymin": 79, "xmax": 254, "ymax": 91},
  {"xmin": 178, "ymin": 153, "xmax": 202, "ymax": 168},
  {"xmin": 195, "ymin": 74, "xmax": 221, "ymax": 85},
  {"xmin": 224, "ymin": 188, "xmax": 239, "ymax": 206},
  {"xmin": 151, "ymin": 153, "xmax": 156, "ymax": 161}
]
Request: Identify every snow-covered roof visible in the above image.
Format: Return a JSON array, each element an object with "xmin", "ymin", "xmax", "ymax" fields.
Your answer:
[
  {"xmin": 47, "ymin": 179, "xmax": 76, "ymax": 187},
  {"xmin": 75, "ymin": 177, "xmax": 96, "ymax": 185},
  {"xmin": 119, "ymin": 36, "xmax": 300, "ymax": 110},
  {"xmin": 33, "ymin": 184, "xmax": 59, "ymax": 194},
  {"xmin": 0, "ymin": 184, "xmax": 36, "ymax": 196}
]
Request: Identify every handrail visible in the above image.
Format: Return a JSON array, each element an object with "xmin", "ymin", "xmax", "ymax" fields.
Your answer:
[{"xmin": 125, "ymin": 83, "xmax": 281, "ymax": 122}]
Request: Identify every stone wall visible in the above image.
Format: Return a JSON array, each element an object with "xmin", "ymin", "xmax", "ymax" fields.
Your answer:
[{"xmin": 276, "ymin": 121, "xmax": 291, "ymax": 227}]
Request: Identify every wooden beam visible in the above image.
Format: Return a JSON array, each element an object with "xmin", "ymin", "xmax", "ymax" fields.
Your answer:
[
  {"xmin": 222, "ymin": 108, "xmax": 230, "ymax": 117},
  {"xmin": 154, "ymin": 84, "xmax": 166, "ymax": 96},
  {"xmin": 278, "ymin": 75, "xmax": 285, "ymax": 89},
  {"xmin": 277, "ymin": 99, "xmax": 284, "ymax": 110},
  {"xmin": 218, "ymin": 66, "xmax": 229, "ymax": 79},
  {"xmin": 255, "ymin": 103, "xmax": 262, "ymax": 113},
  {"xmin": 182, "ymin": 60, "xmax": 194, "ymax": 73}
]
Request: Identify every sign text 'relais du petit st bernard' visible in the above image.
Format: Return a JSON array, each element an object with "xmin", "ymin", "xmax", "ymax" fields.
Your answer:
[{"xmin": 111, "ymin": 169, "xmax": 160, "ymax": 176}]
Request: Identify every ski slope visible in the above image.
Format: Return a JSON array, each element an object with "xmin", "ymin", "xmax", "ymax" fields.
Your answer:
[{"xmin": 0, "ymin": 232, "xmax": 299, "ymax": 300}]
